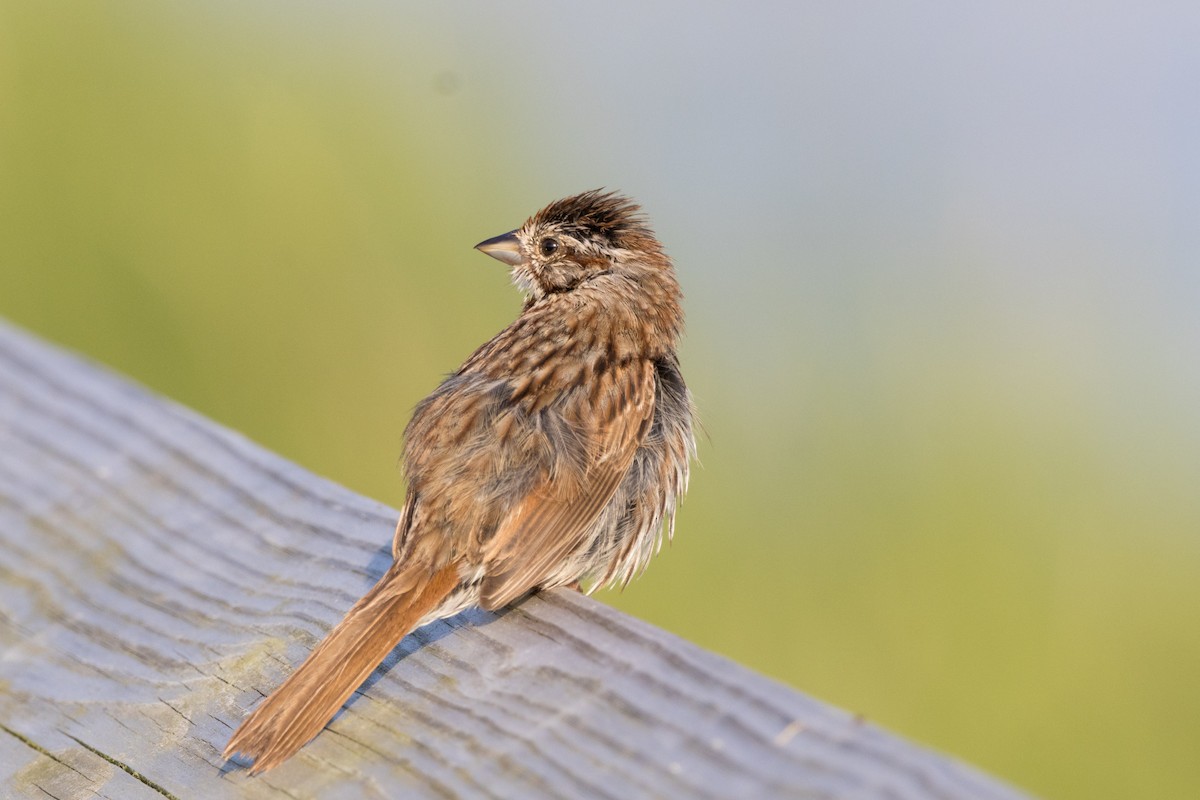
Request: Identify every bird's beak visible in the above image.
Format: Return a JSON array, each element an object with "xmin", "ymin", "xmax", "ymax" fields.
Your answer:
[{"xmin": 474, "ymin": 230, "xmax": 523, "ymax": 266}]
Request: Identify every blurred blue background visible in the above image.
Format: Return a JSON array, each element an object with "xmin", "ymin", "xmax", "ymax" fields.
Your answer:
[{"xmin": 2, "ymin": 3, "xmax": 1198, "ymax": 797}]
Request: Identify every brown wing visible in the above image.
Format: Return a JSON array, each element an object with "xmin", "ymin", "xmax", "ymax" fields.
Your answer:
[{"xmin": 477, "ymin": 359, "xmax": 655, "ymax": 609}]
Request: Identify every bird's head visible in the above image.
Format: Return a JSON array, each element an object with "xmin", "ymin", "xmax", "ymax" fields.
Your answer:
[{"xmin": 475, "ymin": 190, "xmax": 668, "ymax": 301}]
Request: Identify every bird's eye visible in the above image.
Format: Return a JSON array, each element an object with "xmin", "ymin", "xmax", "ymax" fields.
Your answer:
[{"xmin": 539, "ymin": 237, "xmax": 559, "ymax": 257}]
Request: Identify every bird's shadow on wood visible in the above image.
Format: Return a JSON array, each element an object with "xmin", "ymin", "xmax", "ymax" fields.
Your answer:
[
  {"xmin": 220, "ymin": 544, "xmax": 521, "ymax": 775},
  {"xmin": 336, "ymin": 544, "xmax": 516, "ymax": 716},
  {"xmin": 221, "ymin": 604, "xmax": 513, "ymax": 774}
]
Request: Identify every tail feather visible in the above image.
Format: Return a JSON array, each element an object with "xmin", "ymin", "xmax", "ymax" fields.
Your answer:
[{"xmin": 224, "ymin": 562, "xmax": 459, "ymax": 773}]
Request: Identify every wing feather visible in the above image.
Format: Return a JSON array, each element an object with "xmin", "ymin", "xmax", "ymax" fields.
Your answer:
[{"xmin": 478, "ymin": 359, "xmax": 654, "ymax": 609}]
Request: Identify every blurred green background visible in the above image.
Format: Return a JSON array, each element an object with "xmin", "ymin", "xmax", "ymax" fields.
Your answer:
[{"xmin": 3, "ymin": 3, "xmax": 1198, "ymax": 797}]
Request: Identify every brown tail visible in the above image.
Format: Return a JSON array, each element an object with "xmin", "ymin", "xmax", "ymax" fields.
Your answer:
[{"xmin": 224, "ymin": 562, "xmax": 459, "ymax": 773}]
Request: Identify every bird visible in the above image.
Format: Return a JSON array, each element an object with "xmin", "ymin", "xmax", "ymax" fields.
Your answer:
[{"xmin": 223, "ymin": 190, "xmax": 696, "ymax": 772}]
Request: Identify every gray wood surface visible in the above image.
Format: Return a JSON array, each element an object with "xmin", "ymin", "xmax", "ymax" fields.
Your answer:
[{"xmin": 0, "ymin": 319, "xmax": 1030, "ymax": 799}]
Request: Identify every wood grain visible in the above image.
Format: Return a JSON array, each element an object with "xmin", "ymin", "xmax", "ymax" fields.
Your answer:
[{"xmin": 0, "ymin": 319, "xmax": 1031, "ymax": 799}]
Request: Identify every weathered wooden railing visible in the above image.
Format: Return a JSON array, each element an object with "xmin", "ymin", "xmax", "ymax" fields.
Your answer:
[{"xmin": 0, "ymin": 319, "xmax": 1029, "ymax": 799}]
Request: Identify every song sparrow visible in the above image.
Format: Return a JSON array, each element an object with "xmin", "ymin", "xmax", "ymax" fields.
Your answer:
[{"xmin": 224, "ymin": 190, "xmax": 696, "ymax": 772}]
